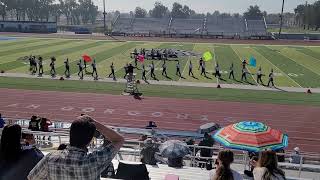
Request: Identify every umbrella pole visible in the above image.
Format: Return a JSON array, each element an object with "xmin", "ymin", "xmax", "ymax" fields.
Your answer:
[{"xmin": 244, "ymin": 151, "xmax": 248, "ymax": 171}]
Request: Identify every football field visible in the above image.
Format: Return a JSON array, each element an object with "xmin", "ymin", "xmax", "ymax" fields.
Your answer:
[{"xmin": 1, "ymin": 37, "xmax": 320, "ymax": 88}]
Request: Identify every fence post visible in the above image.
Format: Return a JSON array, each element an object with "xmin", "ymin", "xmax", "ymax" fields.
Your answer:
[
  {"xmin": 298, "ymin": 156, "xmax": 303, "ymax": 178},
  {"xmin": 193, "ymin": 145, "xmax": 196, "ymax": 167}
]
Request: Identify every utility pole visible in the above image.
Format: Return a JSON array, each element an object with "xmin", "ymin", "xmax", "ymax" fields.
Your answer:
[
  {"xmin": 103, "ymin": 0, "xmax": 107, "ymax": 34},
  {"xmin": 279, "ymin": 0, "xmax": 285, "ymax": 36}
]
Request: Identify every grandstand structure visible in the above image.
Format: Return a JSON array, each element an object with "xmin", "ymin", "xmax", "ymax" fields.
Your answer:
[
  {"xmin": 111, "ymin": 16, "xmax": 269, "ymax": 39},
  {"xmin": 1, "ymin": 117, "xmax": 319, "ymax": 180}
]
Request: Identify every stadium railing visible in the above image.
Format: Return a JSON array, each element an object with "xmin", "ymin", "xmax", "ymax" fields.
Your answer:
[{"xmin": 3, "ymin": 117, "xmax": 320, "ymax": 178}]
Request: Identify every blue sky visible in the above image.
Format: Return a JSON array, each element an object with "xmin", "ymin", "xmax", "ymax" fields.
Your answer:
[{"xmin": 94, "ymin": 0, "xmax": 316, "ymax": 13}]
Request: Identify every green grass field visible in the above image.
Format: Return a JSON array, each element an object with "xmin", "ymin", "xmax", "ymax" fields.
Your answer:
[
  {"xmin": 1, "ymin": 37, "xmax": 320, "ymax": 89},
  {"xmin": 1, "ymin": 36, "xmax": 320, "ymax": 106}
]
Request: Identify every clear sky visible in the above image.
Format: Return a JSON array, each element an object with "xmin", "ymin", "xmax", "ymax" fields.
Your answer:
[{"xmin": 93, "ymin": 0, "xmax": 316, "ymax": 14}]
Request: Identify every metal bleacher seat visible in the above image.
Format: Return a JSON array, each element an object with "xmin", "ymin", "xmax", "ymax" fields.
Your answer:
[
  {"xmin": 132, "ymin": 18, "xmax": 169, "ymax": 34},
  {"xmin": 246, "ymin": 19, "xmax": 267, "ymax": 36},
  {"xmin": 170, "ymin": 18, "xmax": 204, "ymax": 35},
  {"xmin": 110, "ymin": 160, "xmax": 210, "ymax": 180},
  {"xmin": 205, "ymin": 17, "xmax": 245, "ymax": 36}
]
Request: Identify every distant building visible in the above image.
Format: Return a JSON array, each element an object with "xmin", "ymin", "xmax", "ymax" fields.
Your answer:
[{"xmin": 0, "ymin": 21, "xmax": 57, "ymax": 33}]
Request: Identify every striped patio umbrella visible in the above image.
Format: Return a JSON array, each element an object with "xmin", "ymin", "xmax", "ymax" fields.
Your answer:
[{"xmin": 213, "ymin": 121, "xmax": 288, "ymax": 152}]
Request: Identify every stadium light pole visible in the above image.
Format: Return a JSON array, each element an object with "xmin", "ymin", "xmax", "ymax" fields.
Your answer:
[
  {"xmin": 279, "ymin": 0, "xmax": 285, "ymax": 36},
  {"xmin": 103, "ymin": 0, "xmax": 107, "ymax": 34}
]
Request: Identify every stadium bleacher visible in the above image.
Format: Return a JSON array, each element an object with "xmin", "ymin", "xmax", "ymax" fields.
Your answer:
[
  {"xmin": 169, "ymin": 18, "xmax": 204, "ymax": 35},
  {"xmin": 2, "ymin": 117, "xmax": 320, "ymax": 180},
  {"xmin": 132, "ymin": 18, "xmax": 169, "ymax": 34},
  {"xmin": 205, "ymin": 17, "xmax": 245, "ymax": 36},
  {"xmin": 111, "ymin": 16, "xmax": 269, "ymax": 39},
  {"xmin": 112, "ymin": 17, "xmax": 133, "ymax": 34},
  {"xmin": 246, "ymin": 19, "xmax": 268, "ymax": 36}
]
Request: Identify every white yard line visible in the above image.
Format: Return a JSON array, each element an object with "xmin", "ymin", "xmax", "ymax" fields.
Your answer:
[
  {"xmin": 273, "ymin": 48, "xmax": 320, "ymax": 77},
  {"xmin": 230, "ymin": 46, "xmax": 259, "ymax": 86},
  {"xmin": 252, "ymin": 46, "xmax": 303, "ymax": 88}
]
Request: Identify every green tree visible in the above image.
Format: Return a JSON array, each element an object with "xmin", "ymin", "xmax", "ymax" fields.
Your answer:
[
  {"xmin": 243, "ymin": 5, "xmax": 263, "ymax": 19},
  {"xmin": 149, "ymin": 1, "xmax": 168, "ymax": 18},
  {"xmin": 134, "ymin": 7, "xmax": 147, "ymax": 18},
  {"xmin": 171, "ymin": 2, "xmax": 193, "ymax": 19}
]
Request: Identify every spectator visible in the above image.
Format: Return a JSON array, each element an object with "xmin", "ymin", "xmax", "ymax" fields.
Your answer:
[
  {"xmin": 145, "ymin": 121, "xmax": 157, "ymax": 129},
  {"xmin": 28, "ymin": 116, "xmax": 40, "ymax": 131},
  {"xmin": 22, "ymin": 133, "xmax": 36, "ymax": 149},
  {"xmin": 140, "ymin": 138, "xmax": 158, "ymax": 165},
  {"xmin": 198, "ymin": 132, "xmax": 215, "ymax": 168},
  {"xmin": 290, "ymin": 147, "xmax": 302, "ymax": 164},
  {"xmin": 0, "ymin": 114, "xmax": 5, "ymax": 128},
  {"xmin": 0, "ymin": 124, "xmax": 44, "ymax": 180},
  {"xmin": 276, "ymin": 149, "xmax": 285, "ymax": 163},
  {"xmin": 40, "ymin": 118, "xmax": 52, "ymax": 132},
  {"xmin": 210, "ymin": 150, "xmax": 243, "ymax": 180},
  {"xmin": 28, "ymin": 115, "xmax": 124, "ymax": 180},
  {"xmin": 244, "ymin": 152, "xmax": 258, "ymax": 177},
  {"xmin": 253, "ymin": 150, "xmax": 286, "ymax": 180}
]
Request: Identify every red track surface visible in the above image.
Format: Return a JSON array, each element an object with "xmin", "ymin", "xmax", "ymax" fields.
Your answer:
[{"xmin": 0, "ymin": 88, "xmax": 319, "ymax": 153}]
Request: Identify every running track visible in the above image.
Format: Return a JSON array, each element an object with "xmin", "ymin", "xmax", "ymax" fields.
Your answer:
[{"xmin": 0, "ymin": 88, "xmax": 319, "ymax": 153}]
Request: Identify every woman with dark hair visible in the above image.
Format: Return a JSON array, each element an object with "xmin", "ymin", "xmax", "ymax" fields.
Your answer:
[
  {"xmin": 210, "ymin": 150, "xmax": 243, "ymax": 180},
  {"xmin": 0, "ymin": 124, "xmax": 43, "ymax": 180},
  {"xmin": 253, "ymin": 150, "xmax": 286, "ymax": 180}
]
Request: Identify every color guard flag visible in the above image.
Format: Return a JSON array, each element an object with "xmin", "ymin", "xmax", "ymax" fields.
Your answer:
[
  {"xmin": 249, "ymin": 56, "xmax": 257, "ymax": 67},
  {"xmin": 138, "ymin": 55, "xmax": 145, "ymax": 62},
  {"xmin": 82, "ymin": 54, "xmax": 92, "ymax": 62},
  {"xmin": 203, "ymin": 51, "xmax": 213, "ymax": 62}
]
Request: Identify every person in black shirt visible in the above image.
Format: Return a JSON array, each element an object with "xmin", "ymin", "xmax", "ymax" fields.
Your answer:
[
  {"xmin": 176, "ymin": 61, "xmax": 181, "ymax": 77},
  {"xmin": 108, "ymin": 62, "xmax": 116, "ymax": 80},
  {"xmin": 229, "ymin": 63, "xmax": 235, "ymax": 80},
  {"xmin": 198, "ymin": 58, "xmax": 203, "ymax": 70},
  {"xmin": 31, "ymin": 57, "xmax": 37, "ymax": 75},
  {"xmin": 38, "ymin": 57, "xmax": 43, "ymax": 77},
  {"xmin": 241, "ymin": 68, "xmax": 248, "ymax": 82},
  {"xmin": 242, "ymin": 59, "xmax": 247, "ymax": 69},
  {"xmin": 257, "ymin": 67, "xmax": 264, "ymax": 85},
  {"xmin": 127, "ymin": 63, "xmax": 135, "ymax": 81},
  {"xmin": 77, "ymin": 59, "xmax": 84, "ymax": 80},
  {"xmin": 142, "ymin": 64, "xmax": 147, "ymax": 81},
  {"xmin": 64, "ymin": 58, "xmax": 70, "ymax": 78},
  {"xmin": 200, "ymin": 62, "xmax": 206, "ymax": 77},
  {"xmin": 29, "ymin": 56, "xmax": 33, "ymax": 73},
  {"xmin": 189, "ymin": 61, "xmax": 194, "ymax": 77},
  {"xmin": 150, "ymin": 61, "xmax": 156, "ymax": 79},
  {"xmin": 123, "ymin": 63, "xmax": 128, "ymax": 79},
  {"xmin": 49, "ymin": 57, "xmax": 56, "ymax": 77},
  {"xmin": 84, "ymin": 60, "xmax": 88, "ymax": 73},
  {"xmin": 214, "ymin": 63, "xmax": 221, "ymax": 79},
  {"xmin": 268, "ymin": 69, "xmax": 275, "ymax": 87},
  {"xmin": 162, "ymin": 61, "xmax": 167, "ymax": 77},
  {"xmin": 134, "ymin": 55, "xmax": 138, "ymax": 67},
  {"xmin": 91, "ymin": 59, "xmax": 98, "ymax": 80}
]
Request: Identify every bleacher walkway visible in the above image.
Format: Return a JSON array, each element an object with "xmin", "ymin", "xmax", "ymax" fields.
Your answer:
[{"xmin": 1, "ymin": 72, "xmax": 320, "ymax": 94}]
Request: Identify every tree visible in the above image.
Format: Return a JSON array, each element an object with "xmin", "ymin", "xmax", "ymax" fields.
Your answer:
[
  {"xmin": 171, "ymin": 2, "xmax": 193, "ymax": 19},
  {"xmin": 149, "ymin": 1, "xmax": 168, "ymax": 18},
  {"xmin": 243, "ymin": 5, "xmax": 263, "ymax": 19},
  {"xmin": 134, "ymin": 7, "xmax": 147, "ymax": 18}
]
